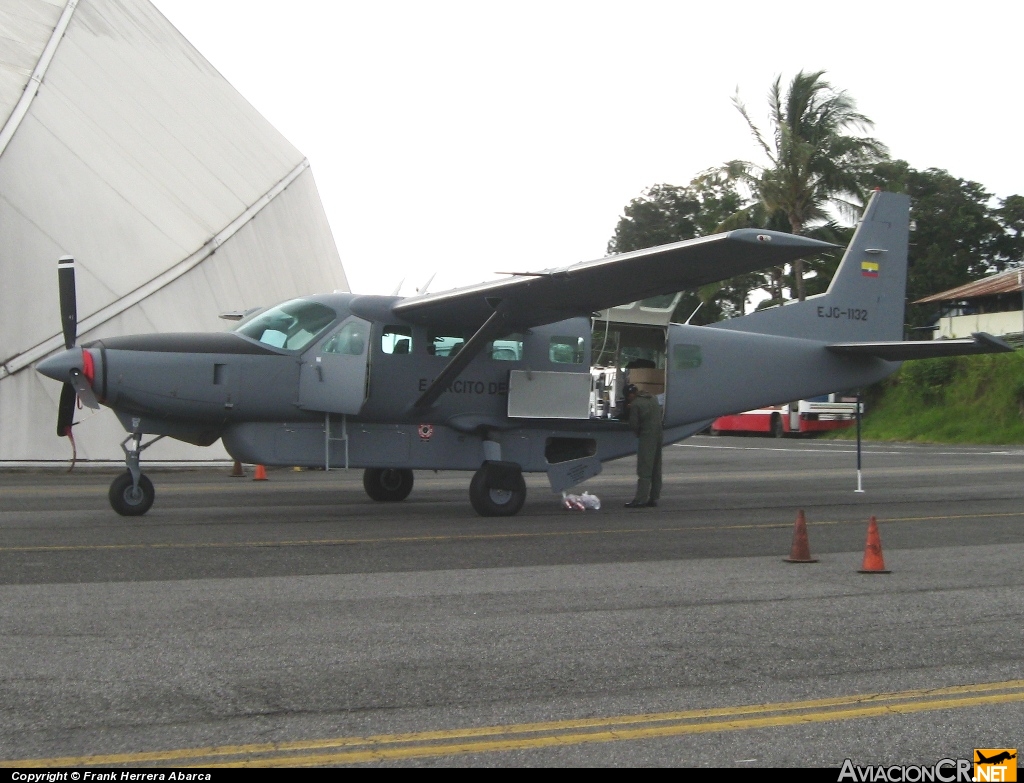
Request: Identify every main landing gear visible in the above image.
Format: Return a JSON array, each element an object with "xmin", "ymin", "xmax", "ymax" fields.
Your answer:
[
  {"xmin": 363, "ymin": 468, "xmax": 414, "ymax": 501},
  {"xmin": 360, "ymin": 463, "xmax": 527, "ymax": 516},
  {"xmin": 109, "ymin": 431, "xmax": 164, "ymax": 516},
  {"xmin": 469, "ymin": 461, "xmax": 526, "ymax": 517}
]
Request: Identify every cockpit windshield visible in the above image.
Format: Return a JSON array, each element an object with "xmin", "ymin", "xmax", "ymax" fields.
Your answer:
[{"xmin": 235, "ymin": 299, "xmax": 337, "ymax": 351}]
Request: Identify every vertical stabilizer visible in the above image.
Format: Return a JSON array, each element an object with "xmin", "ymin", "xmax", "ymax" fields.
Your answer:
[{"xmin": 713, "ymin": 191, "xmax": 910, "ymax": 342}]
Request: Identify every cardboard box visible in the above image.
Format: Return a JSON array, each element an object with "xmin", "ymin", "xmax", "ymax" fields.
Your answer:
[
  {"xmin": 633, "ymin": 382, "xmax": 664, "ymax": 396},
  {"xmin": 629, "ymin": 368, "xmax": 665, "ymax": 396},
  {"xmin": 628, "ymin": 368, "xmax": 664, "ymax": 385}
]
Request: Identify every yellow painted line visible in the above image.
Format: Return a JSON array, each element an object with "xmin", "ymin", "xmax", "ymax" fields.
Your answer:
[
  {"xmin": 4, "ymin": 458, "xmax": 1024, "ymax": 498},
  {"xmin": 0, "ymin": 483, "xmax": 305, "ymax": 497},
  {"xmin": 0, "ymin": 523, "xmax": 868, "ymax": 552},
  {"xmin": 2, "ymin": 511, "xmax": 1023, "ymax": 554},
  {"xmin": 5, "ymin": 680, "xmax": 1023, "ymax": 768},
  {"xmin": 221, "ymin": 692, "xmax": 1024, "ymax": 767},
  {"xmin": 0, "ymin": 524, "xmax": 788, "ymax": 553}
]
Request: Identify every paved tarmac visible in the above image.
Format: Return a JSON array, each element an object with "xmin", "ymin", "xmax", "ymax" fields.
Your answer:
[{"xmin": 1, "ymin": 436, "xmax": 1022, "ymax": 767}]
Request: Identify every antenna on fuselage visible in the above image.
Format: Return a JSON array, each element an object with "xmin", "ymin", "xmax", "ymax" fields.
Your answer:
[
  {"xmin": 390, "ymin": 278, "xmax": 406, "ymax": 296},
  {"xmin": 684, "ymin": 301, "xmax": 704, "ymax": 324},
  {"xmin": 417, "ymin": 273, "xmax": 436, "ymax": 294}
]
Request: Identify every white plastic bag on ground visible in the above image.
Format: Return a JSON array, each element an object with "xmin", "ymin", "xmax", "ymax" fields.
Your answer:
[{"xmin": 562, "ymin": 492, "xmax": 601, "ymax": 511}]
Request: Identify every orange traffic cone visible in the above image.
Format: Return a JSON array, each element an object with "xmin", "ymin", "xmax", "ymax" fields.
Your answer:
[
  {"xmin": 858, "ymin": 516, "xmax": 891, "ymax": 573},
  {"xmin": 230, "ymin": 460, "xmax": 245, "ymax": 478},
  {"xmin": 784, "ymin": 509, "xmax": 818, "ymax": 563},
  {"xmin": 253, "ymin": 464, "xmax": 268, "ymax": 481}
]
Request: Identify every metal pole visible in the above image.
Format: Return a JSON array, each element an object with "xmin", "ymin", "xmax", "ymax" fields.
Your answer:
[
  {"xmin": 855, "ymin": 391, "xmax": 864, "ymax": 493},
  {"xmin": 1018, "ymin": 269, "xmax": 1023, "ymax": 345},
  {"xmin": 324, "ymin": 413, "xmax": 330, "ymax": 472}
]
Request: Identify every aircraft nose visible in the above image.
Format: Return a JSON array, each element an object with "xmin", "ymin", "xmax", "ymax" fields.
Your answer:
[{"xmin": 36, "ymin": 349, "xmax": 83, "ymax": 382}]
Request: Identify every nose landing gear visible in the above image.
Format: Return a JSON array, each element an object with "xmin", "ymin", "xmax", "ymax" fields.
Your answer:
[
  {"xmin": 108, "ymin": 471, "xmax": 155, "ymax": 516},
  {"xmin": 109, "ymin": 431, "xmax": 164, "ymax": 516}
]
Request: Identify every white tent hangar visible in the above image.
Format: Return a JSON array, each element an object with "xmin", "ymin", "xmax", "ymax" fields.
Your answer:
[{"xmin": 0, "ymin": 0, "xmax": 349, "ymax": 462}]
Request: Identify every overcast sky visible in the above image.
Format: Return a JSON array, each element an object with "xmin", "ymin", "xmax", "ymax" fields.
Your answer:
[{"xmin": 152, "ymin": 1, "xmax": 1023, "ymax": 297}]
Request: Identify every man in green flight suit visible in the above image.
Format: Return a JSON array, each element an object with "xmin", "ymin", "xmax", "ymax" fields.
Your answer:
[{"xmin": 624, "ymin": 383, "xmax": 662, "ymax": 508}]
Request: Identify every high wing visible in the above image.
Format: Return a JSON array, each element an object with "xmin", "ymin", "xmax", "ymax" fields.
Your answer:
[
  {"xmin": 826, "ymin": 332, "xmax": 1014, "ymax": 361},
  {"xmin": 392, "ymin": 228, "xmax": 834, "ymax": 411},
  {"xmin": 393, "ymin": 229, "xmax": 837, "ymax": 330}
]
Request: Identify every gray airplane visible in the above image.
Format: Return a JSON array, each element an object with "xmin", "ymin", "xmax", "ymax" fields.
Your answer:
[{"xmin": 36, "ymin": 191, "xmax": 1011, "ymax": 516}]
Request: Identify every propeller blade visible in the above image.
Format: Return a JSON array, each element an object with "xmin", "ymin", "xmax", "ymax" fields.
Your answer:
[
  {"xmin": 58, "ymin": 255, "xmax": 77, "ymax": 349},
  {"xmin": 69, "ymin": 367, "xmax": 100, "ymax": 410},
  {"xmin": 57, "ymin": 383, "xmax": 76, "ymax": 437}
]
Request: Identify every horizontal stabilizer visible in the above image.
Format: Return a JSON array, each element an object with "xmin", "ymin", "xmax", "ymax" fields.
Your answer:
[{"xmin": 826, "ymin": 332, "xmax": 1014, "ymax": 361}]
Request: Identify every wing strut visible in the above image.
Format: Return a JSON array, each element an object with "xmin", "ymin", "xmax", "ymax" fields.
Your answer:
[{"xmin": 410, "ymin": 301, "xmax": 511, "ymax": 412}]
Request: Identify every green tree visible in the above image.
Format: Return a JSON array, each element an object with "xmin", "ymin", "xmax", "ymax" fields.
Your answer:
[
  {"xmin": 607, "ymin": 171, "xmax": 753, "ymax": 323},
  {"xmin": 606, "ymin": 184, "xmax": 703, "ymax": 255},
  {"xmin": 868, "ymin": 160, "xmax": 1021, "ymax": 332},
  {"xmin": 708, "ymin": 187, "xmax": 850, "ymax": 308},
  {"xmin": 995, "ymin": 194, "xmax": 1024, "ymax": 265},
  {"xmin": 730, "ymin": 70, "xmax": 888, "ymax": 300}
]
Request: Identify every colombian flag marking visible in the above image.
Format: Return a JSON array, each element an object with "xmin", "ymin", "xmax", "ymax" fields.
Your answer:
[{"xmin": 861, "ymin": 260, "xmax": 879, "ymax": 278}]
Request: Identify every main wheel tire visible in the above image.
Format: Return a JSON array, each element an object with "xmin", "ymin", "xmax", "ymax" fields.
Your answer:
[
  {"xmin": 108, "ymin": 472, "xmax": 155, "ymax": 516},
  {"xmin": 469, "ymin": 467, "xmax": 526, "ymax": 517},
  {"xmin": 363, "ymin": 468, "xmax": 414, "ymax": 501},
  {"xmin": 770, "ymin": 414, "xmax": 785, "ymax": 439}
]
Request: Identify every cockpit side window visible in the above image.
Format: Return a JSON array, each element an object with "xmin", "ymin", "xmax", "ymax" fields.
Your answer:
[
  {"xmin": 382, "ymin": 326, "xmax": 413, "ymax": 355},
  {"xmin": 235, "ymin": 299, "xmax": 337, "ymax": 351},
  {"xmin": 323, "ymin": 321, "xmax": 368, "ymax": 355}
]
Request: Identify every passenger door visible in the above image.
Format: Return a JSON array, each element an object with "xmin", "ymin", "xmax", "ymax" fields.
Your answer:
[{"xmin": 297, "ymin": 316, "xmax": 370, "ymax": 414}]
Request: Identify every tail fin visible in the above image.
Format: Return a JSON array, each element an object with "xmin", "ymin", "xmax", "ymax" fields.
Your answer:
[{"xmin": 714, "ymin": 191, "xmax": 911, "ymax": 342}]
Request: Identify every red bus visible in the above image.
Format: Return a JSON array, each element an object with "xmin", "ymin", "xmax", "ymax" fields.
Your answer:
[{"xmin": 710, "ymin": 394, "xmax": 861, "ymax": 438}]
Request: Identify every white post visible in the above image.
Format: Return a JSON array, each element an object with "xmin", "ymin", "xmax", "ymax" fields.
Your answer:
[{"xmin": 854, "ymin": 392, "xmax": 865, "ymax": 493}]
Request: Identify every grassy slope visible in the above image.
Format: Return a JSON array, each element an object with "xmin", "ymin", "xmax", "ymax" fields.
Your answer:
[{"xmin": 836, "ymin": 351, "xmax": 1024, "ymax": 444}]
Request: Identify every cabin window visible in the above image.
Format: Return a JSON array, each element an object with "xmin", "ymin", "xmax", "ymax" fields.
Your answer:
[
  {"xmin": 235, "ymin": 299, "xmax": 336, "ymax": 351},
  {"xmin": 640, "ymin": 294, "xmax": 677, "ymax": 309},
  {"xmin": 490, "ymin": 334, "xmax": 523, "ymax": 361},
  {"xmin": 382, "ymin": 326, "xmax": 413, "ymax": 355},
  {"xmin": 323, "ymin": 321, "xmax": 368, "ymax": 356},
  {"xmin": 673, "ymin": 344, "xmax": 702, "ymax": 369},
  {"xmin": 549, "ymin": 336, "xmax": 585, "ymax": 364},
  {"xmin": 427, "ymin": 329, "xmax": 467, "ymax": 357}
]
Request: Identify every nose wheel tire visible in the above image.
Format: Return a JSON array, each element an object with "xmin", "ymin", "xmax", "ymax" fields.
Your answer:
[
  {"xmin": 363, "ymin": 468, "xmax": 414, "ymax": 501},
  {"xmin": 108, "ymin": 472, "xmax": 155, "ymax": 516},
  {"xmin": 469, "ymin": 467, "xmax": 526, "ymax": 517}
]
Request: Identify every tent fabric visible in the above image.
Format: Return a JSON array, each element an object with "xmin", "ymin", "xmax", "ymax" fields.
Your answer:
[{"xmin": 0, "ymin": 0, "xmax": 349, "ymax": 461}]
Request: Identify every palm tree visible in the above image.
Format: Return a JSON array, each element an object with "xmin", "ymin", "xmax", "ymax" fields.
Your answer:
[{"xmin": 731, "ymin": 71, "xmax": 888, "ymax": 300}]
